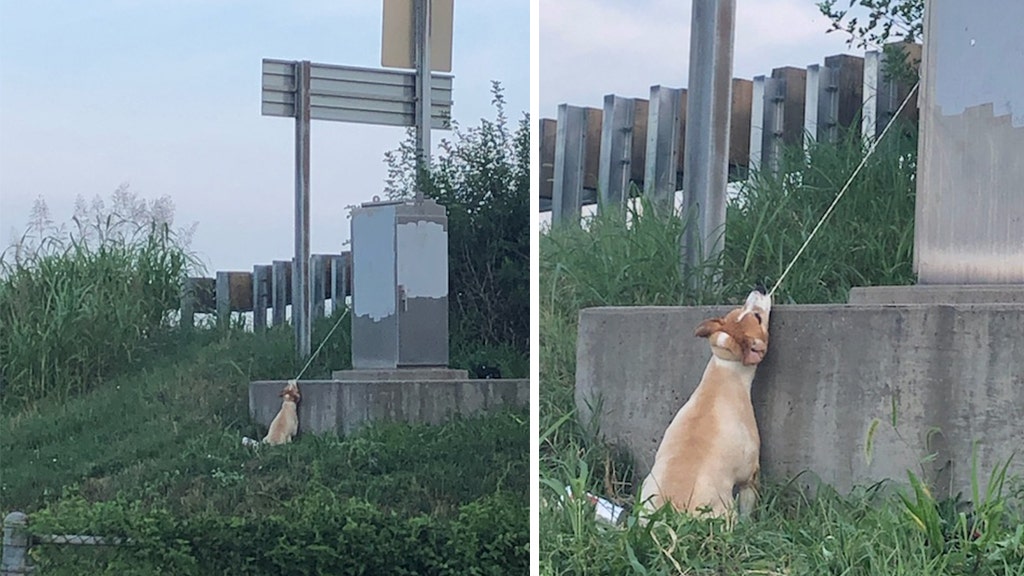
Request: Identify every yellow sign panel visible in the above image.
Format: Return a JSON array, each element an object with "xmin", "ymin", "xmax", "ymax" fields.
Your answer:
[{"xmin": 381, "ymin": 0, "xmax": 454, "ymax": 72}]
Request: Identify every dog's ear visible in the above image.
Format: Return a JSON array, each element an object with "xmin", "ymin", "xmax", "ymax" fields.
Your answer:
[{"xmin": 694, "ymin": 318, "xmax": 723, "ymax": 338}]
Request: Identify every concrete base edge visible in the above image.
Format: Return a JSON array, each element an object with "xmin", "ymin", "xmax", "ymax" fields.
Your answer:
[
  {"xmin": 250, "ymin": 378, "xmax": 529, "ymax": 437},
  {"xmin": 575, "ymin": 303, "xmax": 1024, "ymax": 498}
]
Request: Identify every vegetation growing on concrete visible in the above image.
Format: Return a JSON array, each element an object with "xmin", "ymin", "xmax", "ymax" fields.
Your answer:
[{"xmin": 539, "ymin": 129, "xmax": 1024, "ymax": 574}]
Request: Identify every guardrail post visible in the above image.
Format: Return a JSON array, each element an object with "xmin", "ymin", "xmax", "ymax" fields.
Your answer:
[
  {"xmin": 2, "ymin": 512, "xmax": 31, "ymax": 575},
  {"xmin": 311, "ymin": 254, "xmax": 329, "ymax": 320},
  {"xmin": 271, "ymin": 260, "xmax": 291, "ymax": 328},
  {"xmin": 253, "ymin": 264, "xmax": 272, "ymax": 332},
  {"xmin": 644, "ymin": 85, "xmax": 683, "ymax": 214},
  {"xmin": 216, "ymin": 271, "xmax": 231, "ymax": 330},
  {"xmin": 179, "ymin": 278, "xmax": 197, "ymax": 329},
  {"xmin": 551, "ymin": 104, "xmax": 587, "ymax": 226},
  {"xmin": 330, "ymin": 253, "xmax": 349, "ymax": 315},
  {"xmin": 597, "ymin": 95, "xmax": 636, "ymax": 214}
]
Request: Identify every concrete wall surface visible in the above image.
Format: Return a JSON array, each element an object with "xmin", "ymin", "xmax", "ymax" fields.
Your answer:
[
  {"xmin": 575, "ymin": 304, "xmax": 1024, "ymax": 497},
  {"xmin": 251, "ymin": 378, "xmax": 528, "ymax": 436}
]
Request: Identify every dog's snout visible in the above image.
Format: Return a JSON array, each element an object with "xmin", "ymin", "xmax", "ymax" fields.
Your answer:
[{"xmin": 743, "ymin": 338, "xmax": 768, "ymax": 365}]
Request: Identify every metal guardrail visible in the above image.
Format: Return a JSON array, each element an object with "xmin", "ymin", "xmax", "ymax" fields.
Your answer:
[
  {"xmin": 180, "ymin": 252, "xmax": 351, "ymax": 331},
  {"xmin": 539, "ymin": 42, "xmax": 921, "ymax": 219}
]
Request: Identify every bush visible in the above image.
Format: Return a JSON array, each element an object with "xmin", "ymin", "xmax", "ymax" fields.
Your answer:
[
  {"xmin": 385, "ymin": 82, "xmax": 530, "ymax": 361},
  {"xmin": 28, "ymin": 490, "xmax": 527, "ymax": 575}
]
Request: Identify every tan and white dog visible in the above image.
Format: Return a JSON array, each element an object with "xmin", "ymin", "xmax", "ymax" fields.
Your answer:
[
  {"xmin": 640, "ymin": 289, "xmax": 772, "ymax": 519},
  {"xmin": 262, "ymin": 380, "xmax": 300, "ymax": 445}
]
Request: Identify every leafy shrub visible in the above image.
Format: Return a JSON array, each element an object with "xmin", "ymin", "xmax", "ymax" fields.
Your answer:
[
  {"xmin": 28, "ymin": 490, "xmax": 527, "ymax": 575},
  {"xmin": 386, "ymin": 82, "xmax": 530, "ymax": 360}
]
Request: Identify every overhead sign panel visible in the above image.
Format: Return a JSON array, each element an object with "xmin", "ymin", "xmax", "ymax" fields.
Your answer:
[
  {"xmin": 381, "ymin": 0, "xmax": 454, "ymax": 72},
  {"xmin": 261, "ymin": 59, "xmax": 453, "ymax": 129}
]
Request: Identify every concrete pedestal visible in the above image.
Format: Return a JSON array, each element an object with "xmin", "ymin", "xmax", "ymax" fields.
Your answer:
[
  {"xmin": 250, "ymin": 377, "xmax": 528, "ymax": 437},
  {"xmin": 575, "ymin": 303, "xmax": 1024, "ymax": 498},
  {"xmin": 849, "ymin": 285, "xmax": 1024, "ymax": 305}
]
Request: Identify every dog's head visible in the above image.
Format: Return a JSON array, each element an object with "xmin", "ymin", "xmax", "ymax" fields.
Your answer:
[
  {"xmin": 694, "ymin": 290, "xmax": 772, "ymax": 366},
  {"xmin": 280, "ymin": 380, "xmax": 301, "ymax": 403}
]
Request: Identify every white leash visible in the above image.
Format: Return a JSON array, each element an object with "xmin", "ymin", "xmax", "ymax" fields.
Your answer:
[
  {"xmin": 293, "ymin": 306, "xmax": 350, "ymax": 381},
  {"xmin": 767, "ymin": 81, "xmax": 920, "ymax": 298}
]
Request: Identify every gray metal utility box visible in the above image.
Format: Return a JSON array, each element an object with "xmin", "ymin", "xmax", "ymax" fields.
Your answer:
[{"xmin": 350, "ymin": 198, "xmax": 449, "ymax": 369}]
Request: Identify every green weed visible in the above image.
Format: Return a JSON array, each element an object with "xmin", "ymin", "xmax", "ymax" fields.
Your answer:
[{"xmin": 1, "ymin": 189, "xmax": 196, "ymax": 407}]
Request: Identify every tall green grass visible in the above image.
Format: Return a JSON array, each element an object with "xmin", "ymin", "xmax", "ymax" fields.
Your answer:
[
  {"xmin": 1, "ymin": 194, "xmax": 194, "ymax": 407},
  {"xmin": 722, "ymin": 125, "xmax": 918, "ymax": 303},
  {"xmin": 539, "ymin": 130, "xmax": 1024, "ymax": 574}
]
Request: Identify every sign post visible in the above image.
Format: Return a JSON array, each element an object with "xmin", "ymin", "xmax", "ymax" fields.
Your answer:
[
  {"xmin": 261, "ymin": 59, "xmax": 453, "ymax": 359},
  {"xmin": 293, "ymin": 61, "xmax": 312, "ymax": 359},
  {"xmin": 262, "ymin": 0, "xmax": 454, "ymax": 361},
  {"xmin": 382, "ymin": 0, "xmax": 454, "ymax": 200},
  {"xmin": 415, "ymin": 0, "xmax": 432, "ymax": 201}
]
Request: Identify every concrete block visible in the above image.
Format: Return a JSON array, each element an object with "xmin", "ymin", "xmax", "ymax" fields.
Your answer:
[
  {"xmin": 849, "ymin": 285, "xmax": 1024, "ymax": 305},
  {"xmin": 332, "ymin": 368, "xmax": 469, "ymax": 381},
  {"xmin": 250, "ymin": 378, "xmax": 528, "ymax": 436},
  {"xmin": 575, "ymin": 304, "xmax": 1024, "ymax": 498}
]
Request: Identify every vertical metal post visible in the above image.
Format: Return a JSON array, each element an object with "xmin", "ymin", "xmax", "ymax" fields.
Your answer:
[
  {"xmin": 681, "ymin": 0, "xmax": 736, "ymax": 282},
  {"xmin": 762, "ymin": 76, "xmax": 785, "ymax": 174},
  {"xmin": 310, "ymin": 254, "xmax": 328, "ymax": 320},
  {"xmin": 179, "ymin": 277, "xmax": 196, "ymax": 329},
  {"xmin": 216, "ymin": 271, "xmax": 231, "ymax": 330},
  {"xmin": 863, "ymin": 50, "xmax": 881, "ymax": 141},
  {"xmin": 804, "ymin": 63, "xmax": 821, "ymax": 151},
  {"xmin": 415, "ymin": 0, "xmax": 432, "ymax": 202},
  {"xmin": 644, "ymin": 85, "xmax": 682, "ymax": 213},
  {"xmin": 749, "ymin": 75, "xmax": 765, "ymax": 170},
  {"xmin": 598, "ymin": 95, "xmax": 636, "ymax": 214},
  {"xmin": 294, "ymin": 60, "xmax": 312, "ymax": 359},
  {"xmin": 2, "ymin": 512, "xmax": 30, "ymax": 575},
  {"xmin": 252, "ymin": 264, "xmax": 271, "ymax": 332},
  {"xmin": 551, "ymin": 104, "xmax": 587, "ymax": 226},
  {"xmin": 330, "ymin": 254, "xmax": 348, "ymax": 315},
  {"xmin": 271, "ymin": 260, "xmax": 290, "ymax": 328}
]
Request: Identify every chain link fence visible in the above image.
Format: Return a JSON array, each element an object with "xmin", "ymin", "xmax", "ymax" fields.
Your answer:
[{"xmin": 3, "ymin": 512, "xmax": 135, "ymax": 575}]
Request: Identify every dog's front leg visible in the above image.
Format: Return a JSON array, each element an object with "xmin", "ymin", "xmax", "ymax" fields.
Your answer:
[{"xmin": 736, "ymin": 470, "xmax": 759, "ymax": 519}]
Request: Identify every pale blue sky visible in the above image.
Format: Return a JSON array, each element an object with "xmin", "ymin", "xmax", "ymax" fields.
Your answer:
[
  {"xmin": 540, "ymin": 0, "xmax": 857, "ymax": 115},
  {"xmin": 0, "ymin": 1, "xmax": 529, "ymax": 272}
]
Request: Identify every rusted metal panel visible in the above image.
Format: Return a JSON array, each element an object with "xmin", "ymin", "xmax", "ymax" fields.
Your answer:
[
  {"xmin": 630, "ymin": 98, "xmax": 649, "ymax": 186},
  {"xmin": 583, "ymin": 107, "xmax": 603, "ymax": 191},
  {"xmin": 729, "ymin": 78, "xmax": 752, "ymax": 173},
  {"xmin": 824, "ymin": 54, "xmax": 864, "ymax": 138},
  {"xmin": 771, "ymin": 66, "xmax": 807, "ymax": 148},
  {"xmin": 673, "ymin": 89, "xmax": 690, "ymax": 179}
]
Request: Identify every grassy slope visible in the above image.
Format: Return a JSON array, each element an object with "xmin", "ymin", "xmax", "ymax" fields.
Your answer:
[{"xmin": 2, "ymin": 321, "xmax": 529, "ymax": 572}]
